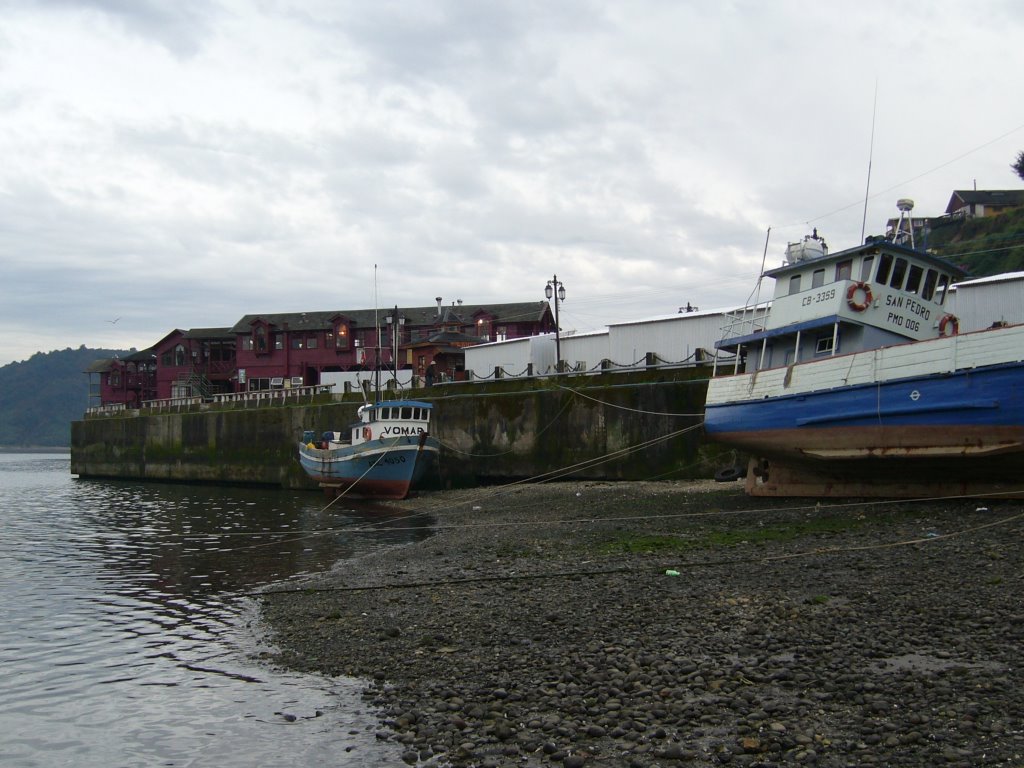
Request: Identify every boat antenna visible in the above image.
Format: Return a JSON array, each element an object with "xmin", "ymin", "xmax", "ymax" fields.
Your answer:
[
  {"xmin": 373, "ymin": 264, "xmax": 381, "ymax": 399},
  {"xmin": 746, "ymin": 226, "xmax": 771, "ymax": 333},
  {"xmin": 860, "ymin": 79, "xmax": 878, "ymax": 243}
]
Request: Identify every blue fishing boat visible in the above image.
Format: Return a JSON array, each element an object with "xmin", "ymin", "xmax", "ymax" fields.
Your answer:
[
  {"xmin": 704, "ymin": 217, "xmax": 1024, "ymax": 498},
  {"xmin": 298, "ymin": 399, "xmax": 440, "ymax": 499}
]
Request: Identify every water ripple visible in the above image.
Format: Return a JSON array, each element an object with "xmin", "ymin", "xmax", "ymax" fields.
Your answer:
[{"xmin": 0, "ymin": 454, "xmax": 433, "ymax": 767}]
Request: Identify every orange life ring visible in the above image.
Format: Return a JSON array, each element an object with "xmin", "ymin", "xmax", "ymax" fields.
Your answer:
[
  {"xmin": 362, "ymin": 426, "xmax": 372, "ymax": 440},
  {"xmin": 846, "ymin": 281, "xmax": 873, "ymax": 311},
  {"xmin": 939, "ymin": 314, "xmax": 960, "ymax": 337}
]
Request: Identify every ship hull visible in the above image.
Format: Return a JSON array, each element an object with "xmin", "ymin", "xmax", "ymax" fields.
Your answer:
[
  {"xmin": 705, "ymin": 325, "xmax": 1024, "ymax": 497},
  {"xmin": 297, "ymin": 434, "xmax": 440, "ymax": 499}
]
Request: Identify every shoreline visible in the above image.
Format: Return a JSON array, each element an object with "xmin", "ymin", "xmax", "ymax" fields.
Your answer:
[{"xmin": 258, "ymin": 480, "xmax": 1024, "ymax": 767}]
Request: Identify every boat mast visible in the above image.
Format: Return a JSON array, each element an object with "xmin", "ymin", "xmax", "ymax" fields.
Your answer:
[{"xmin": 860, "ymin": 80, "xmax": 878, "ymax": 243}]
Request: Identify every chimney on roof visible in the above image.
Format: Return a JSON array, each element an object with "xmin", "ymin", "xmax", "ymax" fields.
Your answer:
[{"xmin": 436, "ymin": 297, "xmax": 443, "ymax": 318}]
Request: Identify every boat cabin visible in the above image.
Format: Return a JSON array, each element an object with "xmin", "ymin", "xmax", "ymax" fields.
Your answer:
[{"xmin": 715, "ymin": 233, "xmax": 968, "ymax": 374}]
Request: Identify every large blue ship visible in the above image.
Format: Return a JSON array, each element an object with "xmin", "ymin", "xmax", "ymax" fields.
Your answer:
[{"xmin": 704, "ymin": 214, "xmax": 1024, "ymax": 498}]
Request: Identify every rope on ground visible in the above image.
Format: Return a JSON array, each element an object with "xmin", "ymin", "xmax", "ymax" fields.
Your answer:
[{"xmin": 251, "ymin": 508, "xmax": 1024, "ymax": 597}]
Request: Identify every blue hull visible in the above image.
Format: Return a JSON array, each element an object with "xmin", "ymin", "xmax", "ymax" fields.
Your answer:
[
  {"xmin": 705, "ymin": 361, "xmax": 1024, "ymax": 436},
  {"xmin": 705, "ymin": 360, "xmax": 1024, "ymax": 493},
  {"xmin": 297, "ymin": 435, "xmax": 440, "ymax": 499}
]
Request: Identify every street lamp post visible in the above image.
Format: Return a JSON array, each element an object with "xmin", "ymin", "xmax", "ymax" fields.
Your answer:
[{"xmin": 544, "ymin": 275, "xmax": 566, "ymax": 373}]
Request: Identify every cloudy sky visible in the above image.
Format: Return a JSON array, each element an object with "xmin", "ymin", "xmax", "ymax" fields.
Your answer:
[{"xmin": 2, "ymin": 0, "xmax": 1022, "ymax": 365}]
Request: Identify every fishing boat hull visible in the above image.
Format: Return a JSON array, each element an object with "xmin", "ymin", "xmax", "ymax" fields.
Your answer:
[
  {"xmin": 705, "ymin": 324, "xmax": 1024, "ymax": 497},
  {"xmin": 297, "ymin": 434, "xmax": 440, "ymax": 499}
]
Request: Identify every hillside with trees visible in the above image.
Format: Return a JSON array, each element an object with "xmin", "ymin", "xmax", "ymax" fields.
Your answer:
[
  {"xmin": 926, "ymin": 205, "xmax": 1024, "ymax": 277},
  {"xmin": 0, "ymin": 346, "xmax": 131, "ymax": 448}
]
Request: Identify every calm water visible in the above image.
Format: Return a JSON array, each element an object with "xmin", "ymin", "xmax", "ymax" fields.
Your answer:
[{"xmin": 0, "ymin": 453, "xmax": 434, "ymax": 767}]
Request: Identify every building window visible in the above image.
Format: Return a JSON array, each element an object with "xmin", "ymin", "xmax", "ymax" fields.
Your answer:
[
  {"xmin": 241, "ymin": 336, "xmax": 253, "ymax": 351},
  {"xmin": 254, "ymin": 326, "xmax": 267, "ymax": 353},
  {"xmin": 307, "ymin": 336, "xmax": 318, "ymax": 350},
  {"xmin": 335, "ymin": 324, "xmax": 350, "ymax": 350},
  {"xmin": 274, "ymin": 334, "xmax": 284, "ymax": 350},
  {"xmin": 291, "ymin": 337, "xmax": 304, "ymax": 350},
  {"xmin": 174, "ymin": 344, "xmax": 187, "ymax": 366}
]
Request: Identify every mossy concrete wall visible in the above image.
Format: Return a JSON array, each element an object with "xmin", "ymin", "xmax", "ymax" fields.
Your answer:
[{"xmin": 71, "ymin": 368, "xmax": 728, "ymax": 489}]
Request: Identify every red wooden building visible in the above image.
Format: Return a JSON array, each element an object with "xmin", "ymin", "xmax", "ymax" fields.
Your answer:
[{"xmin": 87, "ymin": 299, "xmax": 554, "ymax": 407}]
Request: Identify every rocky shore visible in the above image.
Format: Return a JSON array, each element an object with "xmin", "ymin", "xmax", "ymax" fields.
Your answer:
[{"xmin": 258, "ymin": 481, "xmax": 1024, "ymax": 767}]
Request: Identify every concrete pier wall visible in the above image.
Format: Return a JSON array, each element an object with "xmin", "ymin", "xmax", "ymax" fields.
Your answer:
[{"xmin": 71, "ymin": 369, "xmax": 725, "ymax": 489}]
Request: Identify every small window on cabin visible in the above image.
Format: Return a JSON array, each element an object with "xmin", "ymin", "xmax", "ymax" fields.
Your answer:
[
  {"xmin": 815, "ymin": 336, "xmax": 834, "ymax": 356},
  {"xmin": 936, "ymin": 274, "xmax": 951, "ymax": 305},
  {"xmin": 789, "ymin": 274, "xmax": 802, "ymax": 295},
  {"xmin": 812, "ymin": 269, "xmax": 825, "ymax": 288},
  {"xmin": 860, "ymin": 255, "xmax": 874, "ymax": 282},
  {"xmin": 921, "ymin": 269, "xmax": 938, "ymax": 301},
  {"xmin": 835, "ymin": 260, "xmax": 852, "ymax": 281},
  {"xmin": 379, "ymin": 407, "xmax": 389, "ymax": 419},
  {"xmin": 875, "ymin": 253, "xmax": 893, "ymax": 284},
  {"xmin": 401, "ymin": 406, "xmax": 412, "ymax": 419},
  {"xmin": 889, "ymin": 258, "xmax": 908, "ymax": 289},
  {"xmin": 905, "ymin": 264, "xmax": 923, "ymax": 294}
]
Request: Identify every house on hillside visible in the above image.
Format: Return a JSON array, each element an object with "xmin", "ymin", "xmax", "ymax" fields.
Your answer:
[{"xmin": 945, "ymin": 189, "xmax": 1024, "ymax": 218}]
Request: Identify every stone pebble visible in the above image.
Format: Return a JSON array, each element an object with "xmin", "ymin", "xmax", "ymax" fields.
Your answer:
[{"xmin": 259, "ymin": 481, "xmax": 1024, "ymax": 767}]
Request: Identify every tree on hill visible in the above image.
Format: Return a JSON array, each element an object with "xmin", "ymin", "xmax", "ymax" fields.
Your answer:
[
  {"xmin": 0, "ymin": 346, "xmax": 132, "ymax": 447},
  {"xmin": 1013, "ymin": 150, "xmax": 1024, "ymax": 182}
]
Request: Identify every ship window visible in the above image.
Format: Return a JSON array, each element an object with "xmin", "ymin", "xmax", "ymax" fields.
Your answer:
[
  {"xmin": 905, "ymin": 264, "xmax": 923, "ymax": 294},
  {"xmin": 380, "ymin": 407, "xmax": 391, "ymax": 419},
  {"xmin": 936, "ymin": 274, "xmax": 950, "ymax": 305},
  {"xmin": 789, "ymin": 274, "xmax": 802, "ymax": 295},
  {"xmin": 921, "ymin": 269, "xmax": 938, "ymax": 300},
  {"xmin": 889, "ymin": 258, "xmax": 908, "ymax": 289},
  {"xmin": 401, "ymin": 407, "xmax": 412, "ymax": 419},
  {"xmin": 835, "ymin": 260, "xmax": 852, "ymax": 281},
  {"xmin": 875, "ymin": 253, "xmax": 893, "ymax": 284},
  {"xmin": 812, "ymin": 268, "xmax": 825, "ymax": 288},
  {"xmin": 815, "ymin": 336, "xmax": 834, "ymax": 355},
  {"xmin": 860, "ymin": 255, "xmax": 874, "ymax": 281}
]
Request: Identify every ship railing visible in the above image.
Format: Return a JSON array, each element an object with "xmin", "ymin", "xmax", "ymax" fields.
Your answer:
[{"xmin": 717, "ymin": 304, "xmax": 771, "ymax": 342}]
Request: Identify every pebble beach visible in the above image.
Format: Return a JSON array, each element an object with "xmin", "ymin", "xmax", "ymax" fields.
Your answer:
[{"xmin": 258, "ymin": 480, "xmax": 1024, "ymax": 767}]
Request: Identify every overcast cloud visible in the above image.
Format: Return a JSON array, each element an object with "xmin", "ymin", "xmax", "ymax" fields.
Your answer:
[{"xmin": 1, "ymin": 0, "xmax": 1022, "ymax": 365}]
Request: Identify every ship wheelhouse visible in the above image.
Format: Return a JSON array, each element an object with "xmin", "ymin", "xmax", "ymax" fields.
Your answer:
[{"xmin": 714, "ymin": 234, "xmax": 968, "ymax": 376}]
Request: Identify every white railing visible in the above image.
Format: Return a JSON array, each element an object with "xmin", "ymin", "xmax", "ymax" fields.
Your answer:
[
  {"xmin": 84, "ymin": 402, "xmax": 129, "ymax": 416},
  {"xmin": 209, "ymin": 383, "xmax": 334, "ymax": 406}
]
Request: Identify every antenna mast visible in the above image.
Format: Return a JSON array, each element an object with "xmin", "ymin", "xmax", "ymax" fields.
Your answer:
[{"xmin": 860, "ymin": 80, "xmax": 879, "ymax": 243}]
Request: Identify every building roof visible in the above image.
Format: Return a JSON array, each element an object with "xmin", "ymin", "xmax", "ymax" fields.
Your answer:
[
  {"xmin": 229, "ymin": 301, "xmax": 551, "ymax": 334},
  {"xmin": 183, "ymin": 327, "xmax": 234, "ymax": 340},
  {"xmin": 945, "ymin": 189, "xmax": 1024, "ymax": 215}
]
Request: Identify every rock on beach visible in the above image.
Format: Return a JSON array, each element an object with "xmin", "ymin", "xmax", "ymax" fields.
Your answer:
[{"xmin": 258, "ymin": 481, "xmax": 1024, "ymax": 767}]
